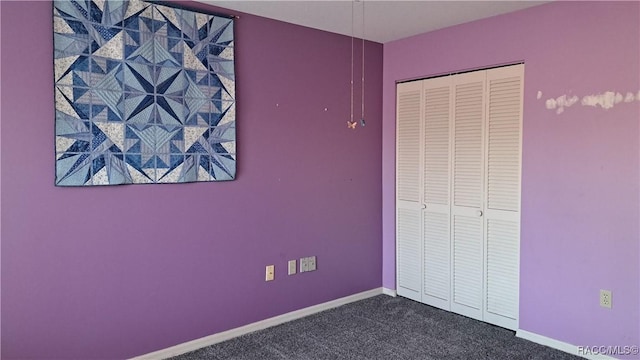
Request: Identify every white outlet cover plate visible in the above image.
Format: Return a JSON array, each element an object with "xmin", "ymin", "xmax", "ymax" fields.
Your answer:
[
  {"xmin": 265, "ymin": 265, "xmax": 275, "ymax": 281},
  {"xmin": 599, "ymin": 289, "xmax": 612, "ymax": 308}
]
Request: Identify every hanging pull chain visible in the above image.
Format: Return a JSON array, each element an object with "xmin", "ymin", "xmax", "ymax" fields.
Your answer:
[
  {"xmin": 360, "ymin": 0, "xmax": 365, "ymax": 127},
  {"xmin": 348, "ymin": 0, "xmax": 355, "ymax": 129}
]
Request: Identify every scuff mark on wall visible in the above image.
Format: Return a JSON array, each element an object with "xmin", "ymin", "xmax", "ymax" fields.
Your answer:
[
  {"xmin": 581, "ymin": 91, "xmax": 625, "ymax": 109},
  {"xmin": 624, "ymin": 92, "xmax": 635, "ymax": 102},
  {"xmin": 545, "ymin": 94, "xmax": 579, "ymax": 114},
  {"xmin": 540, "ymin": 90, "xmax": 640, "ymax": 114}
]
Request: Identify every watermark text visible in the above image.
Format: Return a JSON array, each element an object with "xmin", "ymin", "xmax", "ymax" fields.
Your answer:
[{"xmin": 577, "ymin": 345, "xmax": 639, "ymax": 356}]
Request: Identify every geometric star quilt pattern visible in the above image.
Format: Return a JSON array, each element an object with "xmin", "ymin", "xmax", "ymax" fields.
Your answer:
[{"xmin": 53, "ymin": 0, "xmax": 236, "ymax": 186}]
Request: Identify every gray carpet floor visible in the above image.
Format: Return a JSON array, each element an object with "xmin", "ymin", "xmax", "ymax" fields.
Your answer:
[{"xmin": 169, "ymin": 295, "xmax": 581, "ymax": 360}]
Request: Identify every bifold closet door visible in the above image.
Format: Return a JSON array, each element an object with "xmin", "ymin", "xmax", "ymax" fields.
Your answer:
[
  {"xmin": 396, "ymin": 80, "xmax": 423, "ymax": 302},
  {"xmin": 395, "ymin": 64, "xmax": 523, "ymax": 331},
  {"xmin": 450, "ymin": 71, "xmax": 486, "ymax": 321},
  {"xmin": 482, "ymin": 64, "xmax": 523, "ymax": 330},
  {"xmin": 421, "ymin": 76, "xmax": 452, "ymax": 310}
]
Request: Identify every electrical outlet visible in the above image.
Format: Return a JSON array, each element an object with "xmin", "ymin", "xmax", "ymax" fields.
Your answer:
[
  {"xmin": 308, "ymin": 256, "xmax": 316, "ymax": 271},
  {"xmin": 600, "ymin": 289, "xmax": 612, "ymax": 309},
  {"xmin": 265, "ymin": 265, "xmax": 274, "ymax": 281},
  {"xmin": 288, "ymin": 260, "xmax": 297, "ymax": 275},
  {"xmin": 300, "ymin": 257, "xmax": 309, "ymax": 273}
]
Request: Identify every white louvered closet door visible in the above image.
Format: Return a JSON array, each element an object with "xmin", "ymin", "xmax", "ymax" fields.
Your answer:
[
  {"xmin": 450, "ymin": 71, "xmax": 486, "ymax": 321},
  {"xmin": 395, "ymin": 64, "xmax": 523, "ymax": 331},
  {"xmin": 421, "ymin": 76, "xmax": 452, "ymax": 310},
  {"xmin": 482, "ymin": 65, "xmax": 523, "ymax": 330},
  {"xmin": 396, "ymin": 80, "xmax": 423, "ymax": 302}
]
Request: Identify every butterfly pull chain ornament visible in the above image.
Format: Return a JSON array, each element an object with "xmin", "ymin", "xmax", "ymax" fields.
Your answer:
[{"xmin": 347, "ymin": 0, "xmax": 365, "ymax": 131}]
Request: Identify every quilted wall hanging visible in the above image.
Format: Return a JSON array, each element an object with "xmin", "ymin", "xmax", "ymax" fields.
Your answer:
[{"xmin": 53, "ymin": 0, "xmax": 236, "ymax": 186}]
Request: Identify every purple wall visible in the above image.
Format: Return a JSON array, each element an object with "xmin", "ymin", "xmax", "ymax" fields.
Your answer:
[
  {"xmin": 383, "ymin": 1, "xmax": 639, "ymax": 354},
  {"xmin": 0, "ymin": 1, "xmax": 383, "ymax": 358}
]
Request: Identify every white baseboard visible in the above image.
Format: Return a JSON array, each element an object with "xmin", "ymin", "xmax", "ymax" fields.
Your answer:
[
  {"xmin": 130, "ymin": 287, "xmax": 384, "ymax": 360},
  {"xmin": 382, "ymin": 287, "xmax": 397, "ymax": 297},
  {"xmin": 516, "ymin": 330, "xmax": 616, "ymax": 360}
]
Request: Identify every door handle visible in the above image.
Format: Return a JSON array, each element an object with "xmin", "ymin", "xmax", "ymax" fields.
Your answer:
[
  {"xmin": 476, "ymin": 210, "xmax": 483, "ymax": 217},
  {"xmin": 422, "ymin": 204, "xmax": 427, "ymax": 209}
]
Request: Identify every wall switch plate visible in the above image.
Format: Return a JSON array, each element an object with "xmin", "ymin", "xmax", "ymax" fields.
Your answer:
[
  {"xmin": 265, "ymin": 265, "xmax": 274, "ymax": 281},
  {"xmin": 300, "ymin": 257, "xmax": 309, "ymax": 273},
  {"xmin": 288, "ymin": 260, "xmax": 297, "ymax": 275},
  {"xmin": 600, "ymin": 289, "xmax": 612, "ymax": 308},
  {"xmin": 308, "ymin": 256, "xmax": 316, "ymax": 271}
]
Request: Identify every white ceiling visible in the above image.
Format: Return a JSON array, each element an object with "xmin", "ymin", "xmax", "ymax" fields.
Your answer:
[{"xmin": 199, "ymin": 0, "xmax": 548, "ymax": 43}]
